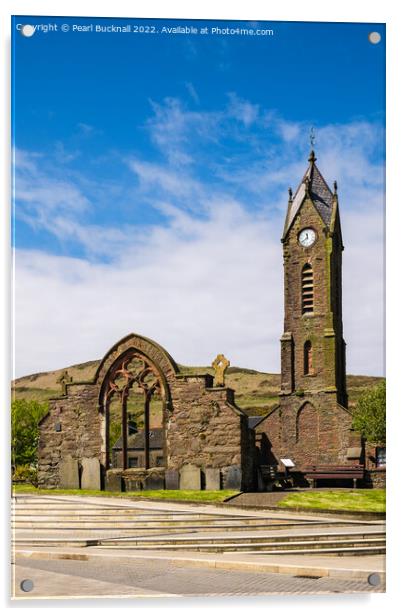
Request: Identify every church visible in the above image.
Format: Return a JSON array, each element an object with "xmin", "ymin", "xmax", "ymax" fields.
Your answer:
[{"xmin": 37, "ymin": 151, "xmax": 383, "ymax": 491}]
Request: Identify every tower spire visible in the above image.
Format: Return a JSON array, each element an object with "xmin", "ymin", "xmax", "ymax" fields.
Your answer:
[{"xmin": 309, "ymin": 126, "xmax": 317, "ymax": 164}]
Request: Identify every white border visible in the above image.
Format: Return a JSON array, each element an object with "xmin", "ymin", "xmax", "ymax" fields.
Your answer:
[{"xmin": 2, "ymin": 1, "xmax": 401, "ymax": 614}]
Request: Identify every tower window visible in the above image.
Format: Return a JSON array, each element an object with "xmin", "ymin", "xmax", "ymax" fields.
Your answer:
[
  {"xmin": 303, "ymin": 341, "xmax": 313, "ymax": 375},
  {"xmin": 302, "ymin": 264, "xmax": 314, "ymax": 314}
]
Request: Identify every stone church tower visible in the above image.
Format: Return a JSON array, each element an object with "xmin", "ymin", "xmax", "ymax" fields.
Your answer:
[
  {"xmin": 255, "ymin": 151, "xmax": 356, "ymax": 473},
  {"xmin": 280, "ymin": 149, "xmax": 347, "ymax": 409}
]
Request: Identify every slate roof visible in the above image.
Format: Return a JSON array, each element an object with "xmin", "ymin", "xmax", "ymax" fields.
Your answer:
[
  {"xmin": 248, "ymin": 416, "xmax": 265, "ymax": 430},
  {"xmin": 283, "ymin": 151, "xmax": 334, "ymax": 238},
  {"xmin": 112, "ymin": 427, "xmax": 164, "ymax": 450}
]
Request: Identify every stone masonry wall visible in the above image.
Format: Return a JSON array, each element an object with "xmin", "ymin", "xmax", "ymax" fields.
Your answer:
[
  {"xmin": 37, "ymin": 333, "xmax": 253, "ymax": 491},
  {"xmin": 38, "ymin": 383, "xmax": 100, "ymax": 488},
  {"xmin": 167, "ymin": 376, "xmax": 251, "ymax": 489},
  {"xmin": 256, "ymin": 393, "xmax": 353, "ymax": 470}
]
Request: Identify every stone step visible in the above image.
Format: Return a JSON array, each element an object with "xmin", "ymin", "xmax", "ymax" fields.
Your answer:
[
  {"xmin": 96, "ymin": 538, "xmax": 385, "ymax": 553},
  {"xmin": 97, "ymin": 530, "xmax": 385, "ymax": 545},
  {"xmin": 12, "ymin": 520, "xmax": 365, "ymax": 532},
  {"xmin": 13, "ymin": 526, "xmax": 385, "ymax": 541},
  {"xmin": 12, "ymin": 508, "xmax": 382, "ymax": 523},
  {"xmin": 12, "ymin": 536, "xmax": 385, "ymax": 556},
  {"xmin": 228, "ymin": 546, "xmax": 386, "ymax": 556},
  {"xmin": 13, "ymin": 529, "xmax": 385, "ymax": 546},
  {"xmin": 11, "ymin": 510, "xmax": 295, "ymax": 520}
]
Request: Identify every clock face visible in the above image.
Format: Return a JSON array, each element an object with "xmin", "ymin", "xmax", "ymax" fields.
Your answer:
[{"xmin": 298, "ymin": 228, "xmax": 316, "ymax": 247}]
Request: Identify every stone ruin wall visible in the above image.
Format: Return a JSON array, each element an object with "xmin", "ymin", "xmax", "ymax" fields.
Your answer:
[{"xmin": 37, "ymin": 334, "xmax": 254, "ymax": 491}]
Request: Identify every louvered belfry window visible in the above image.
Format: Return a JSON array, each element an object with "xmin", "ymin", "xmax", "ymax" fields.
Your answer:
[{"xmin": 302, "ymin": 264, "xmax": 314, "ymax": 314}]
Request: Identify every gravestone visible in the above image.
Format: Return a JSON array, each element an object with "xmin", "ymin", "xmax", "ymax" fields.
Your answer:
[
  {"xmin": 105, "ymin": 471, "xmax": 123, "ymax": 492},
  {"xmin": 205, "ymin": 468, "xmax": 221, "ymax": 490},
  {"xmin": 144, "ymin": 474, "xmax": 165, "ymax": 490},
  {"xmin": 165, "ymin": 469, "xmax": 180, "ymax": 490},
  {"xmin": 59, "ymin": 456, "xmax": 79, "ymax": 489},
  {"xmin": 179, "ymin": 464, "xmax": 201, "ymax": 490},
  {"xmin": 81, "ymin": 457, "xmax": 101, "ymax": 490},
  {"xmin": 124, "ymin": 477, "xmax": 143, "ymax": 491},
  {"xmin": 224, "ymin": 465, "xmax": 242, "ymax": 490}
]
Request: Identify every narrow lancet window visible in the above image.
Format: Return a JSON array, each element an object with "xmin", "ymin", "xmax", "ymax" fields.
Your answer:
[
  {"xmin": 302, "ymin": 264, "xmax": 314, "ymax": 314},
  {"xmin": 303, "ymin": 340, "xmax": 313, "ymax": 375}
]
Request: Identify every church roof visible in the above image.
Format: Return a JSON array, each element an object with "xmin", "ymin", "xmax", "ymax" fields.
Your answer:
[{"xmin": 283, "ymin": 151, "xmax": 335, "ymax": 238}]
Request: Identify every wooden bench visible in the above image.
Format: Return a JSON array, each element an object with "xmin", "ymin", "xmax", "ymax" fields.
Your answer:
[{"xmin": 303, "ymin": 465, "xmax": 364, "ymax": 488}]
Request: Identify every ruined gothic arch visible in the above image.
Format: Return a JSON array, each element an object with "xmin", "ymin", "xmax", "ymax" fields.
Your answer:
[{"xmin": 97, "ymin": 334, "xmax": 175, "ymax": 471}]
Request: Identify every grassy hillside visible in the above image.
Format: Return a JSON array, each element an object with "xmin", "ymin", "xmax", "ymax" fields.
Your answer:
[{"xmin": 12, "ymin": 360, "xmax": 383, "ymax": 417}]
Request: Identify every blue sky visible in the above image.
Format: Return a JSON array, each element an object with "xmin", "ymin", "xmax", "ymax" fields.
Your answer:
[{"xmin": 12, "ymin": 16, "xmax": 385, "ymax": 377}]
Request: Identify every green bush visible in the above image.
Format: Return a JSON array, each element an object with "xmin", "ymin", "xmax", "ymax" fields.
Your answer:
[
  {"xmin": 352, "ymin": 380, "xmax": 386, "ymax": 444},
  {"xmin": 12, "ymin": 464, "xmax": 38, "ymax": 486},
  {"xmin": 11, "ymin": 399, "xmax": 48, "ymax": 468}
]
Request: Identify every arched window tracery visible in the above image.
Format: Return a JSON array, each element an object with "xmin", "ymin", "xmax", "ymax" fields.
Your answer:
[{"xmin": 102, "ymin": 352, "xmax": 165, "ymax": 470}]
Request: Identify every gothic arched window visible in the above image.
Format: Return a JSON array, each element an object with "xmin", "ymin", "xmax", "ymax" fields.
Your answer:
[
  {"xmin": 102, "ymin": 352, "xmax": 166, "ymax": 471},
  {"xmin": 301, "ymin": 264, "xmax": 314, "ymax": 314},
  {"xmin": 303, "ymin": 340, "xmax": 313, "ymax": 375}
]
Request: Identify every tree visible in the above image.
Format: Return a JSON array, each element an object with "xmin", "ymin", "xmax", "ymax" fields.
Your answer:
[
  {"xmin": 11, "ymin": 399, "xmax": 48, "ymax": 467},
  {"xmin": 352, "ymin": 380, "xmax": 386, "ymax": 444}
]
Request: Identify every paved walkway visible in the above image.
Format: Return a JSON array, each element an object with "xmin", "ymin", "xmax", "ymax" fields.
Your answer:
[
  {"xmin": 14, "ymin": 555, "xmax": 385, "ymax": 599},
  {"xmin": 12, "ymin": 494, "xmax": 386, "ymax": 599}
]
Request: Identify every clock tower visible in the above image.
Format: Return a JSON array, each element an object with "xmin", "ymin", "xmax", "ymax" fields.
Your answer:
[
  {"xmin": 280, "ymin": 149, "xmax": 347, "ymax": 408},
  {"xmin": 256, "ymin": 150, "xmax": 355, "ymax": 473}
]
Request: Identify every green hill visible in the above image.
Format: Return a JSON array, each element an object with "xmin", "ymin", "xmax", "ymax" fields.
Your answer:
[{"xmin": 12, "ymin": 360, "xmax": 383, "ymax": 417}]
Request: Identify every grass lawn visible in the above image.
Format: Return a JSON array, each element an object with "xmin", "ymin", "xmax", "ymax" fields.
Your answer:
[
  {"xmin": 12, "ymin": 484, "xmax": 238, "ymax": 503},
  {"xmin": 278, "ymin": 489, "xmax": 385, "ymax": 513}
]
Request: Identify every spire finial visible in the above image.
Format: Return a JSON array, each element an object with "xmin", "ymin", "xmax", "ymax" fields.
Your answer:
[
  {"xmin": 308, "ymin": 150, "xmax": 317, "ymax": 163},
  {"xmin": 288, "ymin": 187, "xmax": 293, "ymax": 200},
  {"xmin": 333, "ymin": 180, "xmax": 338, "ymax": 194},
  {"xmin": 309, "ymin": 126, "xmax": 317, "ymax": 163},
  {"xmin": 310, "ymin": 126, "xmax": 316, "ymax": 148}
]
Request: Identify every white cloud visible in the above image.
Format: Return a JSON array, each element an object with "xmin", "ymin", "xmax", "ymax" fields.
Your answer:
[
  {"xmin": 185, "ymin": 82, "xmax": 200, "ymax": 105},
  {"xmin": 12, "ymin": 106, "xmax": 385, "ymax": 378},
  {"xmin": 127, "ymin": 159, "xmax": 203, "ymax": 200},
  {"xmin": 13, "ymin": 190, "xmax": 384, "ymax": 378},
  {"xmin": 13, "ymin": 203, "xmax": 282, "ymax": 377},
  {"xmin": 227, "ymin": 93, "xmax": 260, "ymax": 127}
]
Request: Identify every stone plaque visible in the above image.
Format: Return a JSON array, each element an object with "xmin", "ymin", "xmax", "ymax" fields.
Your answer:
[
  {"xmin": 144, "ymin": 474, "xmax": 165, "ymax": 490},
  {"xmin": 59, "ymin": 456, "xmax": 79, "ymax": 489},
  {"xmin": 105, "ymin": 471, "xmax": 123, "ymax": 492},
  {"xmin": 205, "ymin": 468, "xmax": 221, "ymax": 491},
  {"xmin": 224, "ymin": 465, "xmax": 242, "ymax": 490},
  {"xmin": 81, "ymin": 457, "xmax": 101, "ymax": 490},
  {"xmin": 165, "ymin": 469, "xmax": 179, "ymax": 490},
  {"xmin": 179, "ymin": 464, "xmax": 201, "ymax": 490}
]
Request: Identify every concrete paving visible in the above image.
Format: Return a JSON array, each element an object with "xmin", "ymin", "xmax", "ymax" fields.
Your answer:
[
  {"xmin": 13, "ymin": 554, "xmax": 385, "ymax": 599},
  {"xmin": 11, "ymin": 494, "xmax": 386, "ymax": 599}
]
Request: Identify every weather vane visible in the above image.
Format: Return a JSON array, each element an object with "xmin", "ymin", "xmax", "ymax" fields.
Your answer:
[{"xmin": 310, "ymin": 126, "xmax": 316, "ymax": 148}]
